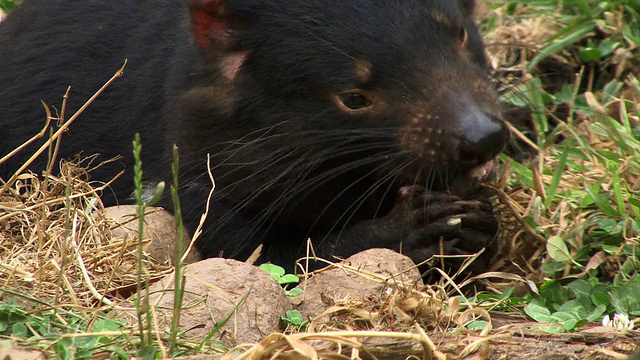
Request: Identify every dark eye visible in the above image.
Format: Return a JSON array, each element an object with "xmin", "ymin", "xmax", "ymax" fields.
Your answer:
[
  {"xmin": 338, "ymin": 92, "xmax": 372, "ymax": 110},
  {"xmin": 457, "ymin": 26, "xmax": 468, "ymax": 47}
]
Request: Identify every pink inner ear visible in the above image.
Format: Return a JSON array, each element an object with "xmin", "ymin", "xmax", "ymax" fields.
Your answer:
[
  {"xmin": 220, "ymin": 52, "xmax": 248, "ymax": 80},
  {"xmin": 189, "ymin": 0, "xmax": 230, "ymax": 51}
]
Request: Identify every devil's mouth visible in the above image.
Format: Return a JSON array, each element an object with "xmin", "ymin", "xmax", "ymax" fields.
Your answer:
[
  {"xmin": 469, "ymin": 160, "xmax": 495, "ymax": 182},
  {"xmin": 394, "ymin": 157, "xmax": 498, "ymax": 196},
  {"xmin": 441, "ymin": 160, "xmax": 496, "ymax": 197}
]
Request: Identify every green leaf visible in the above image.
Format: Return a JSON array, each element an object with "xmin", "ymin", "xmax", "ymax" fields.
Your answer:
[
  {"xmin": 551, "ymin": 312, "xmax": 578, "ymax": 331},
  {"xmin": 597, "ymin": 38, "xmax": 620, "ymax": 57},
  {"xmin": 285, "ymin": 288, "xmax": 303, "ymax": 297},
  {"xmin": 601, "ymin": 80, "xmax": 624, "ymax": 104},
  {"xmin": 500, "ymin": 84, "xmax": 530, "ymax": 107},
  {"xmin": 598, "ymin": 218, "xmax": 618, "ymax": 233},
  {"xmin": 281, "ymin": 309, "xmax": 309, "ymax": 330},
  {"xmin": 568, "ymin": 279, "xmax": 592, "ymax": 299},
  {"xmin": 259, "ymin": 263, "xmax": 285, "ymax": 278},
  {"xmin": 590, "ymin": 290, "xmax": 611, "ymax": 307},
  {"xmin": 564, "ymin": 0, "xmax": 592, "ymax": 17},
  {"xmin": 11, "ymin": 323, "xmax": 28, "ymax": 338},
  {"xmin": 529, "ymin": 324, "xmax": 566, "ymax": 333},
  {"xmin": 93, "ymin": 318, "xmax": 123, "ymax": 332},
  {"xmin": 547, "ymin": 236, "xmax": 572, "ymax": 262},
  {"xmin": 587, "ymin": 304, "xmax": 607, "ymax": 322},
  {"xmin": 557, "ymin": 300, "xmax": 587, "ymax": 319},
  {"xmin": 54, "ymin": 340, "xmax": 73, "ymax": 360},
  {"xmin": 611, "ymin": 169, "xmax": 625, "ymax": 216},
  {"xmin": 541, "ymin": 261, "xmax": 567, "ymax": 275},
  {"xmin": 140, "ymin": 345, "xmax": 157, "ymax": 360},
  {"xmin": 278, "ymin": 274, "xmax": 300, "ymax": 286},
  {"xmin": 529, "ymin": 20, "xmax": 597, "ymax": 70},
  {"xmin": 578, "ymin": 47, "xmax": 601, "ymax": 62},
  {"xmin": 283, "ymin": 310, "xmax": 304, "ymax": 325},
  {"xmin": 524, "ymin": 302, "xmax": 552, "ymax": 323},
  {"xmin": 544, "ymin": 137, "xmax": 573, "ymax": 209},
  {"xmin": 501, "ymin": 287, "xmax": 515, "ymax": 299},
  {"xmin": 466, "ymin": 320, "xmax": 489, "ymax": 331},
  {"xmin": 540, "ymin": 280, "xmax": 568, "ymax": 303},
  {"xmin": 584, "ymin": 184, "xmax": 618, "ymax": 217},
  {"xmin": 602, "ymin": 245, "xmax": 621, "ymax": 254},
  {"xmin": 609, "ymin": 282, "xmax": 640, "ymax": 315},
  {"xmin": 106, "ymin": 346, "xmax": 131, "ymax": 360}
]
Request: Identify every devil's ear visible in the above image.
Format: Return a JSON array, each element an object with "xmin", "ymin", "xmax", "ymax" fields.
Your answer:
[
  {"xmin": 187, "ymin": 0, "xmax": 255, "ymax": 79},
  {"xmin": 459, "ymin": 0, "xmax": 477, "ymax": 17}
]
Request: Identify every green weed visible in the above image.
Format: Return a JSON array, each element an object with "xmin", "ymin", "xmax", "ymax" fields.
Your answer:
[
  {"xmin": 488, "ymin": 0, "xmax": 640, "ymax": 332},
  {"xmin": 0, "ymin": 0, "xmax": 19, "ymax": 12}
]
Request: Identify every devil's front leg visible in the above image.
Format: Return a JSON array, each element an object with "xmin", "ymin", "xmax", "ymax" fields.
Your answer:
[{"xmin": 320, "ymin": 185, "xmax": 499, "ymax": 271}]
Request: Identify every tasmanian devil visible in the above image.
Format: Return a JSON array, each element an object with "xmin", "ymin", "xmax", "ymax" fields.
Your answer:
[{"xmin": 0, "ymin": 0, "xmax": 509, "ymax": 273}]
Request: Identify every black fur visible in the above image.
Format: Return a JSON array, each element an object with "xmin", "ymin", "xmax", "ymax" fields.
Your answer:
[{"xmin": 0, "ymin": 0, "xmax": 509, "ymax": 273}]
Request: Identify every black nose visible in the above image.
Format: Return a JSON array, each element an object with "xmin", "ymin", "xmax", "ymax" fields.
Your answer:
[{"xmin": 459, "ymin": 111, "xmax": 510, "ymax": 168}]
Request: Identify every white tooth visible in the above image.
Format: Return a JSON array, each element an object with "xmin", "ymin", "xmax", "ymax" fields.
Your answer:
[{"xmin": 470, "ymin": 165, "xmax": 487, "ymax": 179}]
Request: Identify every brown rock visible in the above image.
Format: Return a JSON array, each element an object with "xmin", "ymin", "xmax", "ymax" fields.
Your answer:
[
  {"xmin": 126, "ymin": 258, "xmax": 290, "ymax": 347},
  {"xmin": 0, "ymin": 346, "xmax": 45, "ymax": 360},
  {"xmin": 104, "ymin": 205, "xmax": 201, "ymax": 264},
  {"xmin": 293, "ymin": 248, "xmax": 423, "ymax": 320}
]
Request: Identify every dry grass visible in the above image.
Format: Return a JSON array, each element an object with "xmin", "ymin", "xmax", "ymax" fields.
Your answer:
[
  {"xmin": 0, "ymin": 158, "xmax": 173, "ymax": 308},
  {"xmin": 230, "ymin": 263, "xmax": 497, "ymax": 360}
]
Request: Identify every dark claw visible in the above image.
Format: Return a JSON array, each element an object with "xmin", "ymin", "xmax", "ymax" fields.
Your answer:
[{"xmin": 388, "ymin": 188, "xmax": 499, "ymax": 270}]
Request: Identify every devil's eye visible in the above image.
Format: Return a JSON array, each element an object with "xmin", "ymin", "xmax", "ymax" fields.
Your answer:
[{"xmin": 338, "ymin": 92, "xmax": 372, "ymax": 110}]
